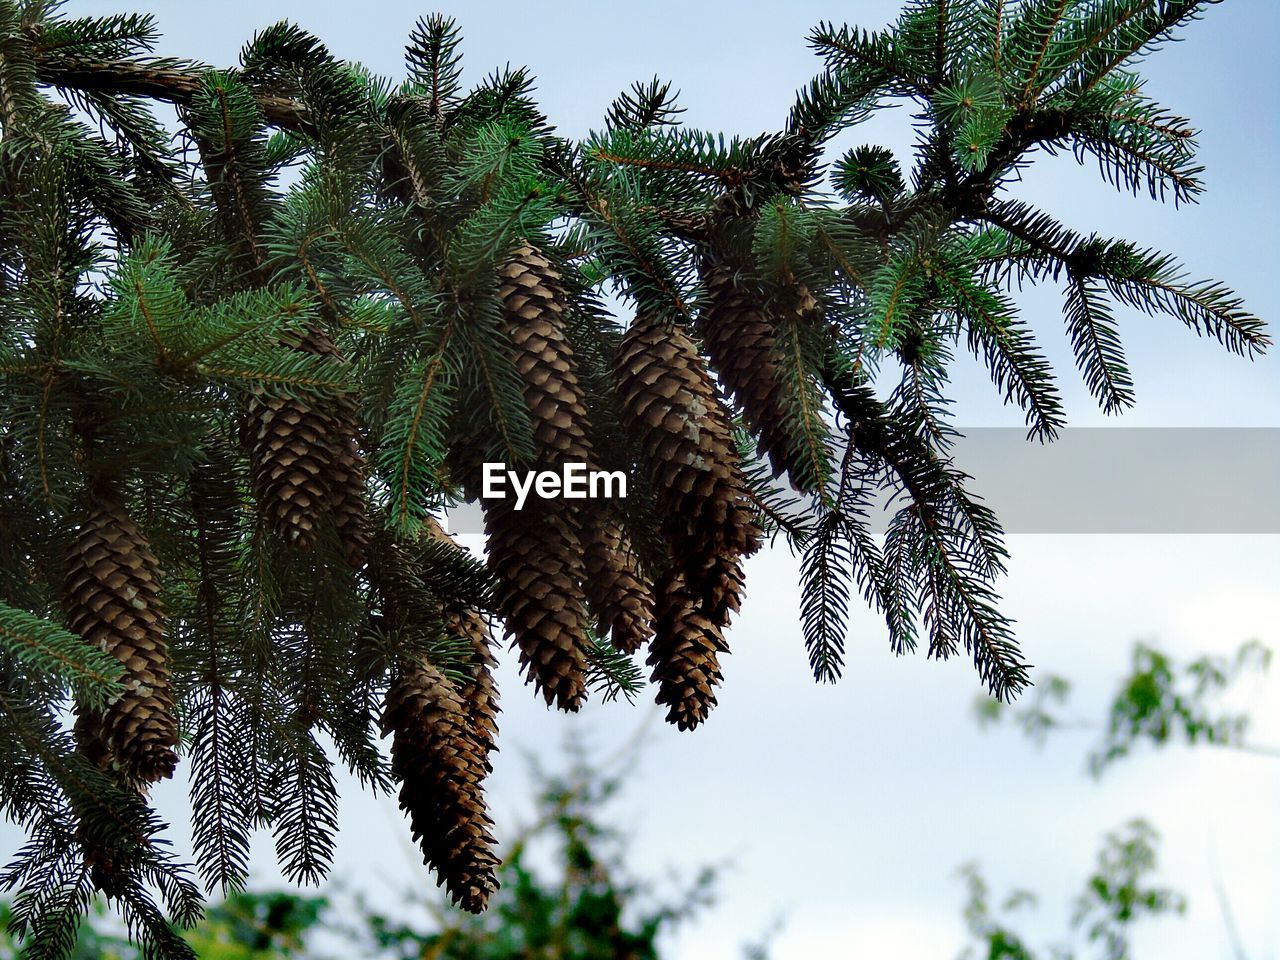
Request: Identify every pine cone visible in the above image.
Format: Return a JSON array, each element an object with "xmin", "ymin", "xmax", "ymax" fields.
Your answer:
[
  {"xmin": 483, "ymin": 497, "xmax": 591, "ymax": 711},
  {"xmin": 71, "ymin": 708, "xmax": 129, "ymax": 896},
  {"xmin": 383, "ymin": 658, "xmax": 499, "ymax": 913},
  {"xmin": 245, "ymin": 326, "xmax": 369, "ymax": 561},
  {"xmin": 455, "ymin": 608, "xmax": 500, "ymax": 757},
  {"xmin": 64, "ymin": 499, "xmax": 177, "ymax": 784},
  {"xmin": 648, "ymin": 571, "xmax": 729, "ymax": 731},
  {"xmin": 479, "ymin": 243, "xmax": 596, "ymax": 711},
  {"xmin": 422, "ymin": 517, "xmax": 499, "ymax": 755},
  {"xmin": 497, "ymin": 243, "xmax": 593, "ymax": 464},
  {"xmin": 73, "ymin": 706, "xmax": 114, "ymax": 773},
  {"xmin": 328, "ymin": 400, "xmax": 371, "ymax": 568},
  {"xmin": 306, "ymin": 326, "xmax": 370, "ymax": 567},
  {"xmin": 582, "ymin": 511, "xmax": 654, "ymax": 655},
  {"xmin": 699, "ymin": 263, "xmax": 808, "ymax": 486},
  {"xmin": 615, "ymin": 315, "xmax": 761, "ymax": 628},
  {"xmin": 76, "ymin": 820, "xmax": 128, "ymax": 898},
  {"xmin": 245, "ymin": 393, "xmax": 334, "ymax": 549}
]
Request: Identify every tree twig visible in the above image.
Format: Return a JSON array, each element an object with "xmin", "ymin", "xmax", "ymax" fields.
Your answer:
[{"xmin": 35, "ymin": 55, "xmax": 314, "ymax": 132}]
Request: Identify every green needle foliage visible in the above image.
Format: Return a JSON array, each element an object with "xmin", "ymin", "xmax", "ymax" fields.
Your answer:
[{"xmin": 0, "ymin": 1, "xmax": 1269, "ymax": 956}]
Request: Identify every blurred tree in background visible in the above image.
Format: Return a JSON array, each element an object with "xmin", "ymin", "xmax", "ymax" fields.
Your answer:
[
  {"xmin": 958, "ymin": 820, "xmax": 1186, "ymax": 960},
  {"xmin": 959, "ymin": 638, "xmax": 1273, "ymax": 960},
  {"xmin": 0, "ymin": 891, "xmax": 323, "ymax": 960},
  {"xmin": 349, "ymin": 737, "xmax": 728, "ymax": 960},
  {"xmin": 0, "ymin": 737, "xmax": 757, "ymax": 960}
]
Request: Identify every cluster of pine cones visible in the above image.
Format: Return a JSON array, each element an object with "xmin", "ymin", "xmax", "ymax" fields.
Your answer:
[
  {"xmin": 63, "ymin": 242, "xmax": 807, "ymax": 912},
  {"xmin": 480, "ymin": 245, "xmax": 768, "ymax": 729}
]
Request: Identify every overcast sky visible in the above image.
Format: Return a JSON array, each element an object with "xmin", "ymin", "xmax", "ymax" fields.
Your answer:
[{"xmin": 8, "ymin": 2, "xmax": 1280, "ymax": 958}]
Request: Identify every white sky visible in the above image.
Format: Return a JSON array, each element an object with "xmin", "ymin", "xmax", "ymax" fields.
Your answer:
[{"xmin": 7, "ymin": 2, "xmax": 1280, "ymax": 958}]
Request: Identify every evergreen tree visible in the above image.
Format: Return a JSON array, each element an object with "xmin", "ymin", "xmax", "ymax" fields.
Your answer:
[{"xmin": 0, "ymin": 2, "xmax": 1267, "ymax": 956}]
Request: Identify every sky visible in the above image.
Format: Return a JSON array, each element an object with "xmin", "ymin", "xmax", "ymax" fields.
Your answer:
[{"xmin": 7, "ymin": 2, "xmax": 1280, "ymax": 958}]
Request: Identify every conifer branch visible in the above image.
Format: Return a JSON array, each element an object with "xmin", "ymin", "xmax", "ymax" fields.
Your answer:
[{"xmin": 34, "ymin": 55, "xmax": 313, "ymax": 131}]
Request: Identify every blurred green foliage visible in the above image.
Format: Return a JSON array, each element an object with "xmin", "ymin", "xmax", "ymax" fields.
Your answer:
[
  {"xmin": 350, "ymin": 738, "xmax": 723, "ymax": 960},
  {"xmin": 961, "ymin": 639, "xmax": 1273, "ymax": 959},
  {"xmin": 959, "ymin": 820, "xmax": 1185, "ymax": 960},
  {"xmin": 5, "ymin": 639, "xmax": 1269, "ymax": 958},
  {"xmin": 976, "ymin": 640, "xmax": 1273, "ymax": 775},
  {"xmin": 0, "ymin": 893, "xmax": 324, "ymax": 960},
  {"xmin": 2, "ymin": 737, "xmax": 750, "ymax": 960}
]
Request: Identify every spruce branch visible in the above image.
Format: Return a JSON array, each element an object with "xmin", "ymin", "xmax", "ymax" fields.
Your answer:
[
  {"xmin": 34, "ymin": 55, "xmax": 313, "ymax": 131},
  {"xmin": 0, "ymin": 605, "xmax": 124, "ymax": 708}
]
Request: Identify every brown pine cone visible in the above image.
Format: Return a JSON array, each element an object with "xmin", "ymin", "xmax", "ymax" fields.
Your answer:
[
  {"xmin": 64, "ymin": 499, "xmax": 178, "ymax": 783},
  {"xmin": 327, "ymin": 401, "xmax": 371, "ymax": 568},
  {"xmin": 455, "ymin": 610, "xmax": 500, "ymax": 757},
  {"xmin": 73, "ymin": 706, "xmax": 115, "ymax": 773},
  {"xmin": 421, "ymin": 517, "xmax": 499, "ymax": 755},
  {"xmin": 497, "ymin": 243, "xmax": 593, "ymax": 464},
  {"xmin": 483, "ymin": 496, "xmax": 591, "ymax": 711},
  {"xmin": 582, "ymin": 511, "xmax": 655, "ymax": 655},
  {"xmin": 246, "ymin": 326, "xmax": 368, "ymax": 560},
  {"xmin": 615, "ymin": 315, "xmax": 761, "ymax": 628},
  {"xmin": 383, "ymin": 658, "xmax": 499, "ymax": 913},
  {"xmin": 245, "ymin": 393, "xmax": 334, "ymax": 549},
  {"xmin": 483, "ymin": 244, "xmax": 598, "ymax": 709},
  {"xmin": 72, "ymin": 706, "xmax": 130, "ymax": 896},
  {"xmin": 648, "ymin": 570, "xmax": 729, "ymax": 731},
  {"xmin": 699, "ymin": 263, "xmax": 812, "ymax": 487},
  {"xmin": 302, "ymin": 328, "xmax": 371, "ymax": 567}
]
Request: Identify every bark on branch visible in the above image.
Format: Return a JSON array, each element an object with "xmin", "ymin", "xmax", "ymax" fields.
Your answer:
[{"xmin": 34, "ymin": 55, "xmax": 313, "ymax": 132}]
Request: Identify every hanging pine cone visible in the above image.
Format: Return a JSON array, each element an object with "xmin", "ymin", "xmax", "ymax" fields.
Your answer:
[
  {"xmin": 615, "ymin": 315, "xmax": 762, "ymax": 629},
  {"xmin": 479, "ymin": 242, "xmax": 596, "ymax": 711},
  {"xmin": 582, "ymin": 511, "xmax": 655, "ymax": 655},
  {"xmin": 421, "ymin": 516, "xmax": 499, "ymax": 756},
  {"xmin": 327, "ymin": 399, "xmax": 371, "ymax": 568},
  {"xmin": 71, "ymin": 707, "xmax": 130, "ymax": 896},
  {"xmin": 64, "ymin": 499, "xmax": 177, "ymax": 784},
  {"xmin": 76, "ymin": 819, "xmax": 128, "ymax": 898},
  {"xmin": 245, "ymin": 326, "xmax": 369, "ymax": 561},
  {"xmin": 699, "ymin": 262, "xmax": 813, "ymax": 488},
  {"xmin": 454, "ymin": 605, "xmax": 500, "ymax": 757},
  {"xmin": 497, "ymin": 243, "xmax": 593, "ymax": 464},
  {"xmin": 484, "ymin": 497, "xmax": 591, "ymax": 711},
  {"xmin": 648, "ymin": 570, "xmax": 729, "ymax": 731},
  {"xmin": 73, "ymin": 706, "xmax": 114, "ymax": 773},
  {"xmin": 306, "ymin": 325, "xmax": 370, "ymax": 567},
  {"xmin": 245, "ymin": 393, "xmax": 334, "ymax": 549},
  {"xmin": 383, "ymin": 657, "xmax": 499, "ymax": 913}
]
